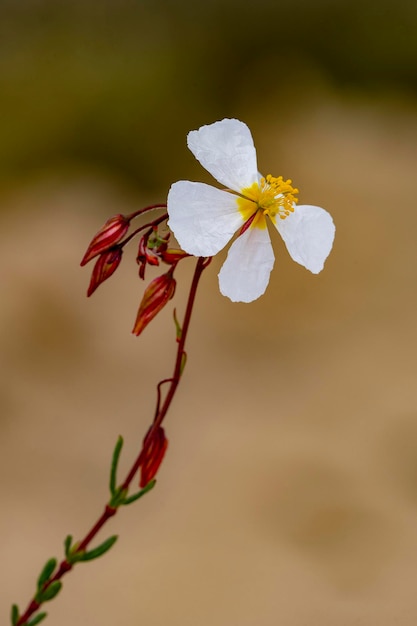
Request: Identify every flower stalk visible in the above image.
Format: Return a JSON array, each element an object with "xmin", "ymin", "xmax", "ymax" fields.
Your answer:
[
  {"xmin": 13, "ymin": 204, "xmax": 211, "ymax": 625},
  {"xmin": 12, "ymin": 118, "xmax": 334, "ymax": 626}
]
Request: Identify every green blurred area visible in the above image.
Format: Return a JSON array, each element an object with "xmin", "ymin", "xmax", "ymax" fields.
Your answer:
[{"xmin": 0, "ymin": 0, "xmax": 416, "ymax": 191}]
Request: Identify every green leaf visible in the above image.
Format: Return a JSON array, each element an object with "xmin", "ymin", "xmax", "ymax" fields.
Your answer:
[
  {"xmin": 37, "ymin": 559, "xmax": 57, "ymax": 591},
  {"xmin": 180, "ymin": 351, "xmax": 187, "ymax": 375},
  {"xmin": 109, "ymin": 486, "xmax": 128, "ymax": 509},
  {"xmin": 10, "ymin": 604, "xmax": 19, "ymax": 626},
  {"xmin": 173, "ymin": 308, "xmax": 182, "ymax": 341},
  {"xmin": 27, "ymin": 612, "xmax": 47, "ymax": 626},
  {"xmin": 64, "ymin": 535, "xmax": 72, "ymax": 558},
  {"xmin": 35, "ymin": 581, "xmax": 62, "ymax": 604},
  {"xmin": 123, "ymin": 479, "xmax": 156, "ymax": 505},
  {"xmin": 77, "ymin": 535, "xmax": 118, "ymax": 562},
  {"xmin": 110, "ymin": 436, "xmax": 124, "ymax": 496}
]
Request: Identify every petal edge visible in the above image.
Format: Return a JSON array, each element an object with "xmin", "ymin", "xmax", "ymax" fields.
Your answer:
[
  {"xmin": 274, "ymin": 204, "xmax": 335, "ymax": 273},
  {"xmin": 187, "ymin": 119, "xmax": 259, "ymax": 192}
]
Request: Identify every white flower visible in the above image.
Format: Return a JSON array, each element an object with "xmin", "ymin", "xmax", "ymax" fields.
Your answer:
[{"xmin": 167, "ymin": 118, "xmax": 335, "ymax": 303}]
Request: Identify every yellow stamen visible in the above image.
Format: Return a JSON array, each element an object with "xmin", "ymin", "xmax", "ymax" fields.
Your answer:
[
  {"xmin": 259, "ymin": 175, "xmax": 299, "ymax": 220},
  {"xmin": 236, "ymin": 175, "xmax": 299, "ymax": 226}
]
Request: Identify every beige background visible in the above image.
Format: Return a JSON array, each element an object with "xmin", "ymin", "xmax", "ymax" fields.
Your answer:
[
  {"xmin": 1, "ymin": 95, "xmax": 417, "ymax": 624},
  {"xmin": 1, "ymin": 1, "xmax": 417, "ymax": 623}
]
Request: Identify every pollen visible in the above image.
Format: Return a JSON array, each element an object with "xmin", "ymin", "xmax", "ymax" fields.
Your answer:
[
  {"xmin": 259, "ymin": 175, "xmax": 299, "ymax": 220},
  {"xmin": 237, "ymin": 175, "xmax": 299, "ymax": 225}
]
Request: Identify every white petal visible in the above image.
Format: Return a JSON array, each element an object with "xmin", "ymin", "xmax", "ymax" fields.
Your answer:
[
  {"xmin": 218, "ymin": 225, "xmax": 275, "ymax": 302},
  {"xmin": 167, "ymin": 181, "xmax": 244, "ymax": 256},
  {"xmin": 187, "ymin": 118, "xmax": 259, "ymax": 192},
  {"xmin": 274, "ymin": 204, "xmax": 335, "ymax": 273}
]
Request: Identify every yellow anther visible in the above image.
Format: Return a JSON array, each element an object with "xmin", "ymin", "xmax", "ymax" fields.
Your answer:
[
  {"xmin": 258, "ymin": 174, "xmax": 298, "ymax": 220},
  {"xmin": 236, "ymin": 174, "xmax": 299, "ymax": 226}
]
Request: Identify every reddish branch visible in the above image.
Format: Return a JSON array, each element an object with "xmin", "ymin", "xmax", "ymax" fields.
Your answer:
[{"xmin": 16, "ymin": 255, "xmax": 211, "ymax": 626}]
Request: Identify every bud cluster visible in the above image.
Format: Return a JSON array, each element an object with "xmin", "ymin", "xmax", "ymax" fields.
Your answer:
[
  {"xmin": 81, "ymin": 213, "xmax": 130, "ymax": 296},
  {"xmin": 137, "ymin": 228, "xmax": 189, "ymax": 280},
  {"xmin": 80, "ymin": 205, "xmax": 190, "ymax": 337}
]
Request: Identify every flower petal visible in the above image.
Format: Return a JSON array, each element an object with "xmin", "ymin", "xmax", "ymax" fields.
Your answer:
[
  {"xmin": 187, "ymin": 118, "xmax": 259, "ymax": 192},
  {"xmin": 274, "ymin": 204, "xmax": 335, "ymax": 273},
  {"xmin": 167, "ymin": 181, "xmax": 244, "ymax": 256},
  {"xmin": 218, "ymin": 223, "xmax": 274, "ymax": 302}
]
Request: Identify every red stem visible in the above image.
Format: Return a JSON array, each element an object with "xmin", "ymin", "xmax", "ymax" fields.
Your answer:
[
  {"xmin": 126, "ymin": 204, "xmax": 167, "ymax": 221},
  {"xmin": 121, "ymin": 212, "xmax": 168, "ymax": 248},
  {"xmin": 120, "ymin": 256, "xmax": 210, "ymax": 489},
  {"xmin": 16, "ymin": 255, "xmax": 210, "ymax": 626}
]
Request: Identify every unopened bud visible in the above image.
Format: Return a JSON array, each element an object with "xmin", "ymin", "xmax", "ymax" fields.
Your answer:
[
  {"xmin": 160, "ymin": 248, "xmax": 190, "ymax": 265},
  {"xmin": 140, "ymin": 426, "xmax": 168, "ymax": 488},
  {"xmin": 132, "ymin": 270, "xmax": 176, "ymax": 336},
  {"xmin": 136, "ymin": 235, "xmax": 160, "ymax": 281},
  {"xmin": 81, "ymin": 214, "xmax": 129, "ymax": 266},
  {"xmin": 87, "ymin": 248, "xmax": 123, "ymax": 297}
]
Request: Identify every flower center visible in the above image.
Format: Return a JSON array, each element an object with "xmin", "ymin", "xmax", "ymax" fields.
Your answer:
[
  {"xmin": 258, "ymin": 175, "xmax": 299, "ymax": 219},
  {"xmin": 237, "ymin": 175, "xmax": 299, "ymax": 225}
]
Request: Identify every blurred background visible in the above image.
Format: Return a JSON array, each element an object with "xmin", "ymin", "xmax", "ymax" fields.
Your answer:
[{"xmin": 1, "ymin": 0, "xmax": 417, "ymax": 624}]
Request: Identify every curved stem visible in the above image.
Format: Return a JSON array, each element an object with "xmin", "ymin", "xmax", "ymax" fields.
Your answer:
[
  {"xmin": 121, "ymin": 212, "xmax": 168, "ymax": 248},
  {"xmin": 16, "ymin": 255, "xmax": 211, "ymax": 626},
  {"xmin": 126, "ymin": 204, "xmax": 167, "ymax": 221},
  {"xmin": 120, "ymin": 256, "xmax": 210, "ymax": 489}
]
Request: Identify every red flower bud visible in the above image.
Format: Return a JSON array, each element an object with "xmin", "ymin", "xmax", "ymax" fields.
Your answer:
[
  {"xmin": 132, "ymin": 270, "xmax": 176, "ymax": 336},
  {"xmin": 160, "ymin": 248, "xmax": 190, "ymax": 265},
  {"xmin": 136, "ymin": 236, "xmax": 160, "ymax": 281},
  {"xmin": 140, "ymin": 426, "xmax": 168, "ymax": 488},
  {"xmin": 137, "ymin": 237, "xmax": 148, "ymax": 280},
  {"xmin": 87, "ymin": 248, "xmax": 123, "ymax": 297},
  {"xmin": 81, "ymin": 214, "xmax": 129, "ymax": 266}
]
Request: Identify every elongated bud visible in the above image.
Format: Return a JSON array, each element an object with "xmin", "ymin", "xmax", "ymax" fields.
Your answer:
[
  {"xmin": 160, "ymin": 248, "xmax": 189, "ymax": 265},
  {"xmin": 137, "ymin": 235, "xmax": 160, "ymax": 281},
  {"xmin": 140, "ymin": 426, "xmax": 168, "ymax": 488},
  {"xmin": 87, "ymin": 248, "xmax": 123, "ymax": 297},
  {"xmin": 81, "ymin": 214, "xmax": 129, "ymax": 266},
  {"xmin": 132, "ymin": 270, "xmax": 176, "ymax": 336}
]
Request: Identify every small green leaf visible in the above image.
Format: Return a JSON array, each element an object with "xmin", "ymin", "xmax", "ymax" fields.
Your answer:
[
  {"xmin": 77, "ymin": 535, "xmax": 118, "ymax": 562},
  {"xmin": 173, "ymin": 308, "xmax": 182, "ymax": 341},
  {"xmin": 35, "ymin": 581, "xmax": 62, "ymax": 604},
  {"xmin": 37, "ymin": 559, "xmax": 57, "ymax": 591},
  {"xmin": 110, "ymin": 436, "xmax": 124, "ymax": 496},
  {"xmin": 64, "ymin": 535, "xmax": 72, "ymax": 558},
  {"xmin": 27, "ymin": 612, "xmax": 47, "ymax": 626},
  {"xmin": 10, "ymin": 604, "xmax": 19, "ymax": 626},
  {"xmin": 66, "ymin": 540, "xmax": 83, "ymax": 565},
  {"xmin": 123, "ymin": 479, "xmax": 156, "ymax": 505},
  {"xmin": 180, "ymin": 351, "xmax": 187, "ymax": 375},
  {"xmin": 109, "ymin": 486, "xmax": 128, "ymax": 509}
]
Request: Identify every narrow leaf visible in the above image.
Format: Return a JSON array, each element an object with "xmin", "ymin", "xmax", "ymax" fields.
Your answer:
[
  {"xmin": 37, "ymin": 559, "xmax": 57, "ymax": 591},
  {"xmin": 36, "ymin": 581, "xmax": 62, "ymax": 603},
  {"xmin": 27, "ymin": 612, "xmax": 47, "ymax": 626},
  {"xmin": 77, "ymin": 535, "xmax": 118, "ymax": 562},
  {"xmin": 10, "ymin": 604, "xmax": 19, "ymax": 626},
  {"xmin": 180, "ymin": 351, "xmax": 187, "ymax": 375},
  {"xmin": 110, "ymin": 436, "xmax": 124, "ymax": 496},
  {"xmin": 64, "ymin": 535, "xmax": 72, "ymax": 558},
  {"xmin": 123, "ymin": 479, "xmax": 156, "ymax": 505},
  {"xmin": 173, "ymin": 308, "xmax": 182, "ymax": 342},
  {"xmin": 109, "ymin": 486, "xmax": 128, "ymax": 509}
]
